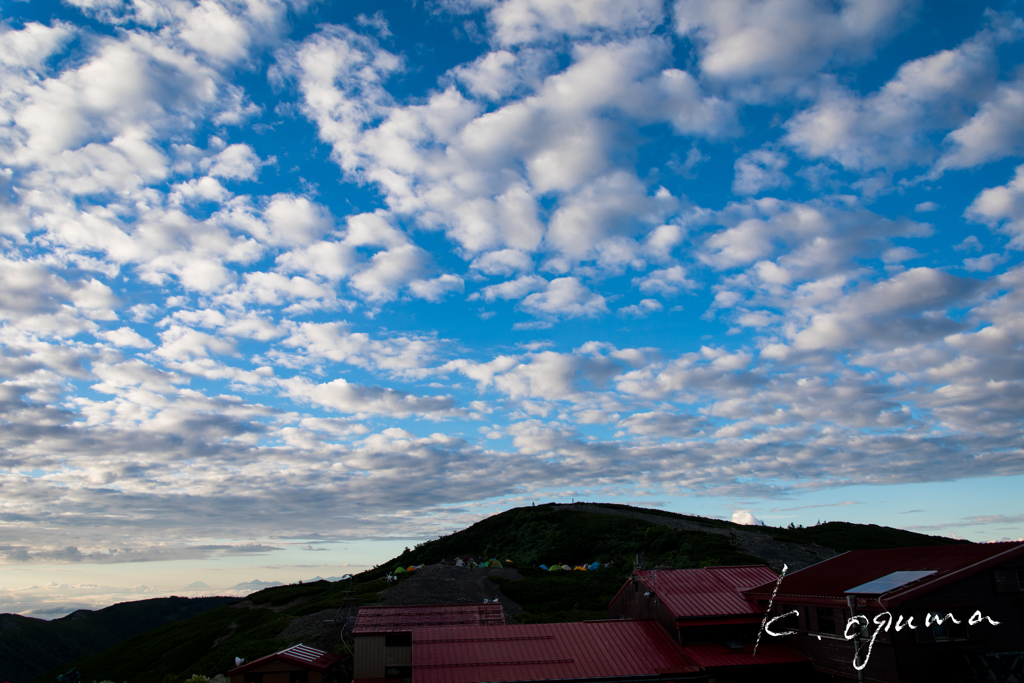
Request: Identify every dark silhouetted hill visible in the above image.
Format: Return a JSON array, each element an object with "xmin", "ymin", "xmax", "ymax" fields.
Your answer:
[{"xmin": 2, "ymin": 595, "xmax": 237, "ymax": 683}]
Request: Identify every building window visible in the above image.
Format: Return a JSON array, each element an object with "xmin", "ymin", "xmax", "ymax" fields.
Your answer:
[
  {"xmin": 817, "ymin": 607, "xmax": 836, "ymax": 635},
  {"xmin": 927, "ymin": 610, "xmax": 969, "ymax": 641},
  {"xmin": 1018, "ymin": 568, "xmax": 1024, "ymax": 591},
  {"xmin": 244, "ymin": 675, "xmax": 263, "ymax": 683},
  {"xmin": 781, "ymin": 604, "xmax": 800, "ymax": 630},
  {"xmin": 385, "ymin": 633, "xmax": 412, "ymax": 647},
  {"xmin": 929, "ymin": 611, "xmax": 950, "ymax": 641},
  {"xmin": 929, "ymin": 610, "xmax": 966, "ymax": 643},
  {"xmin": 290, "ymin": 673, "xmax": 307, "ymax": 683},
  {"xmin": 949, "ymin": 614, "xmax": 969, "ymax": 641}
]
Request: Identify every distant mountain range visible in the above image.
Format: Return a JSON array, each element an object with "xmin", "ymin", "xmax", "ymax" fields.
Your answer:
[
  {"xmin": 230, "ymin": 579, "xmax": 284, "ymax": 591},
  {"xmin": 179, "ymin": 578, "xmax": 350, "ymax": 592},
  {"xmin": 27, "ymin": 503, "xmax": 967, "ymax": 683}
]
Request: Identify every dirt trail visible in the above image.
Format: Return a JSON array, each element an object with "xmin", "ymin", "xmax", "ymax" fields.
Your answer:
[{"xmin": 382, "ymin": 563, "xmax": 523, "ymax": 623}]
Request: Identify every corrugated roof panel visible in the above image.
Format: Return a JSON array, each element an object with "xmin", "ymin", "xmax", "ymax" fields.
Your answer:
[
  {"xmin": 680, "ymin": 642, "xmax": 809, "ymax": 668},
  {"xmin": 412, "ymin": 620, "xmax": 699, "ymax": 683},
  {"xmin": 633, "ymin": 566, "xmax": 777, "ymax": 619},
  {"xmin": 354, "ymin": 603, "xmax": 505, "ymax": 633},
  {"xmin": 743, "ymin": 542, "xmax": 1024, "ymax": 608},
  {"xmin": 227, "ymin": 643, "xmax": 341, "ymax": 674}
]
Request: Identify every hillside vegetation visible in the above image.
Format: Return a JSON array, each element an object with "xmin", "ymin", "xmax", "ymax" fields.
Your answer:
[{"xmin": 34, "ymin": 502, "xmax": 967, "ymax": 683}]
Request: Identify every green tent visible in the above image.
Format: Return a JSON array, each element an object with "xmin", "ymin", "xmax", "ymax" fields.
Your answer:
[
  {"xmin": 393, "ymin": 566, "xmax": 406, "ymax": 573},
  {"xmin": 485, "ymin": 558, "xmax": 503, "ymax": 568}
]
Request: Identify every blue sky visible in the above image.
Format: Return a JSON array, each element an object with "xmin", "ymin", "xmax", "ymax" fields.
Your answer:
[{"xmin": 2, "ymin": 0, "xmax": 1024, "ymax": 618}]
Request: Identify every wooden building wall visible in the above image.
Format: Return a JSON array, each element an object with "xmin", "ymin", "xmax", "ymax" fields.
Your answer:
[
  {"xmin": 354, "ymin": 633, "xmax": 412, "ymax": 682},
  {"xmin": 893, "ymin": 553, "xmax": 1024, "ymax": 683},
  {"xmin": 228, "ymin": 661, "xmax": 324, "ymax": 683},
  {"xmin": 353, "ymin": 635, "xmax": 385, "ymax": 679},
  {"xmin": 608, "ymin": 575, "xmax": 680, "ymax": 642},
  {"xmin": 763, "ymin": 601, "xmax": 893, "ymax": 682}
]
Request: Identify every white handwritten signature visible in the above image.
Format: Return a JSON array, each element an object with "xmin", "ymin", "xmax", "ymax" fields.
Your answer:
[{"xmin": 756, "ymin": 565, "xmax": 1002, "ymax": 671}]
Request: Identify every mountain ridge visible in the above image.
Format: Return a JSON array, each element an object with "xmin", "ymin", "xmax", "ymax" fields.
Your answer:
[{"xmin": 29, "ymin": 502, "xmax": 967, "ymax": 683}]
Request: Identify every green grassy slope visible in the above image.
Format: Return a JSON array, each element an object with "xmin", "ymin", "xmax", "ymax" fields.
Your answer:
[
  {"xmin": 34, "ymin": 503, "xmax": 972, "ymax": 683},
  {"xmin": 1, "ymin": 596, "xmax": 237, "ymax": 683}
]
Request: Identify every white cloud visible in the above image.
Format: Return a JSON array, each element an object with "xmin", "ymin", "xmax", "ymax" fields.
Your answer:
[
  {"xmin": 176, "ymin": 0, "xmax": 289, "ymax": 66},
  {"xmin": 954, "ymin": 235, "xmax": 983, "ymax": 252},
  {"xmin": 937, "ymin": 77, "xmax": 1024, "ymax": 171},
  {"xmin": 356, "ymin": 10, "xmax": 392, "ymax": 38},
  {"xmin": 546, "ymin": 172, "xmax": 677, "ymax": 259},
  {"xmin": 349, "ymin": 244, "xmax": 431, "ymax": 302},
  {"xmin": 632, "ymin": 265, "xmax": 697, "ymax": 296},
  {"xmin": 617, "ymin": 411, "xmax": 706, "ymax": 437},
  {"xmin": 732, "ymin": 149, "xmax": 790, "ymax": 195},
  {"xmin": 486, "ymin": 0, "xmax": 665, "ymax": 46},
  {"xmin": 100, "ymin": 327, "xmax": 156, "ymax": 348},
  {"xmin": 962, "ymin": 253, "xmax": 1007, "ymax": 273},
  {"xmin": 675, "ymin": 0, "xmax": 909, "ymax": 95},
  {"xmin": 452, "ymin": 49, "xmax": 550, "ymax": 100},
  {"xmin": 786, "ymin": 25, "xmax": 1007, "ymax": 171},
  {"xmin": 790, "ymin": 267, "xmax": 982, "ymax": 351},
  {"xmin": 520, "ymin": 277, "xmax": 608, "ymax": 318},
  {"xmin": 205, "ymin": 143, "xmax": 262, "ymax": 180},
  {"xmin": 155, "ymin": 324, "xmax": 236, "ymax": 361},
  {"xmin": 881, "ymin": 246, "xmax": 920, "ymax": 264},
  {"xmin": 282, "ymin": 322, "xmax": 439, "ymax": 373},
  {"xmin": 698, "ymin": 199, "xmax": 930, "ymax": 275},
  {"xmin": 217, "ymin": 193, "xmax": 332, "ymax": 247},
  {"xmin": 732, "ymin": 510, "xmax": 763, "ymax": 525},
  {"xmin": 965, "ymin": 164, "xmax": 1024, "ymax": 249},
  {"xmin": 282, "ymin": 377, "xmax": 459, "ymax": 418},
  {"xmin": 0, "ymin": 21, "xmax": 74, "ymax": 70},
  {"xmin": 472, "ymin": 274, "xmax": 548, "ymax": 302},
  {"xmin": 470, "ymin": 249, "xmax": 535, "ymax": 276},
  {"xmin": 282, "ymin": 29, "xmax": 731, "ymax": 269},
  {"xmin": 409, "ymin": 274, "xmax": 465, "ymax": 302},
  {"xmin": 618, "ymin": 299, "xmax": 663, "ymax": 317}
]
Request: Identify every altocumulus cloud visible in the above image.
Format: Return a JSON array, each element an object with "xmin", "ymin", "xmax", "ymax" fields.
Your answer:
[{"xmin": 0, "ymin": 0, "xmax": 1022, "ymax": 569}]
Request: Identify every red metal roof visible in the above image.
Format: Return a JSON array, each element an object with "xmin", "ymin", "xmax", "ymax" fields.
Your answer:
[
  {"xmin": 619, "ymin": 566, "xmax": 778, "ymax": 620},
  {"xmin": 680, "ymin": 642, "xmax": 809, "ymax": 668},
  {"xmin": 676, "ymin": 616, "xmax": 765, "ymax": 627},
  {"xmin": 743, "ymin": 542, "xmax": 1024, "ymax": 608},
  {"xmin": 411, "ymin": 620, "xmax": 701, "ymax": 683},
  {"xmin": 227, "ymin": 644, "xmax": 340, "ymax": 674},
  {"xmin": 353, "ymin": 603, "xmax": 505, "ymax": 634}
]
